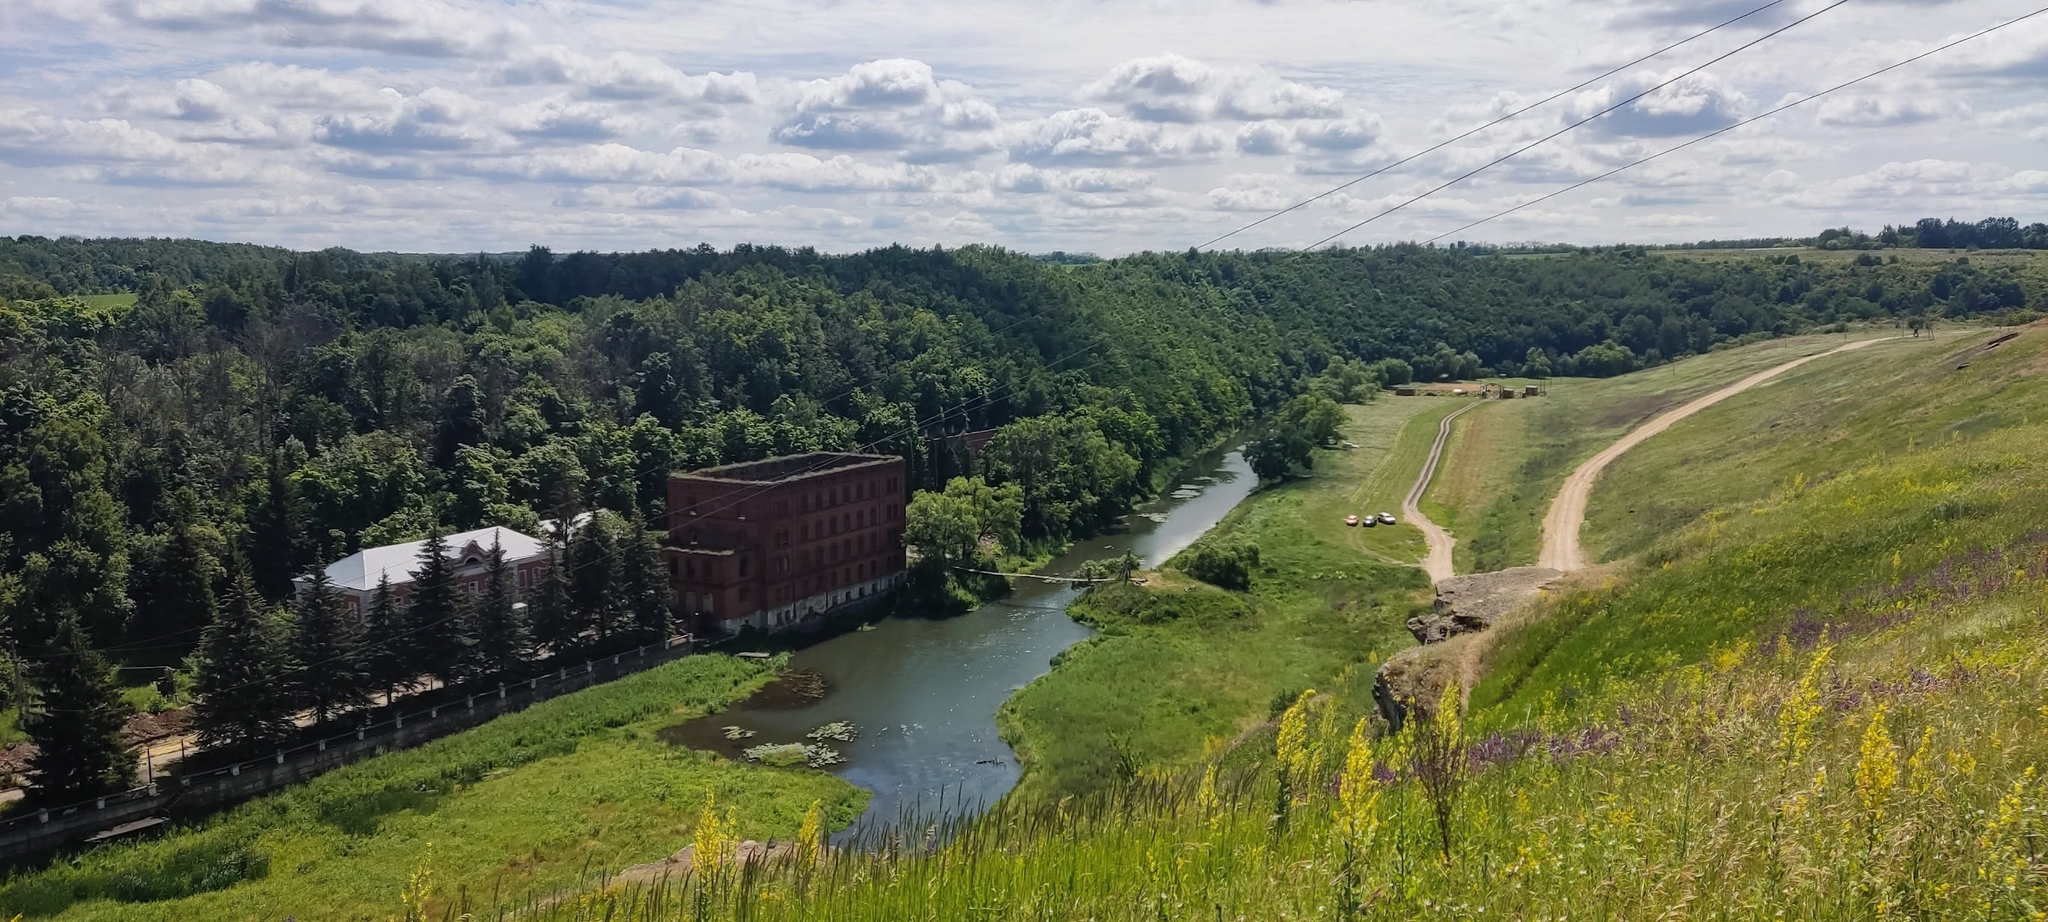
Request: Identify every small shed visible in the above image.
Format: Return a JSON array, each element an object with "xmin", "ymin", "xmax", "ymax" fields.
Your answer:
[
  {"xmin": 1393, "ymin": 386, "xmax": 1418, "ymax": 397},
  {"xmin": 1522, "ymin": 385, "xmax": 1542, "ymax": 397},
  {"xmin": 1498, "ymin": 389, "xmax": 1516, "ymax": 399}
]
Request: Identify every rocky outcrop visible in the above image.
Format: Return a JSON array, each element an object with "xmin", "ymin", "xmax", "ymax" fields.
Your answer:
[{"xmin": 1405, "ymin": 566, "xmax": 1561, "ymax": 644}]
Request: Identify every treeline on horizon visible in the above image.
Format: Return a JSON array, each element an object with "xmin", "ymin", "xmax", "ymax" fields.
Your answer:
[
  {"xmin": 0, "ymin": 232, "xmax": 2041, "ymax": 671},
  {"xmin": 1628, "ymin": 215, "xmax": 2048, "ymax": 253}
]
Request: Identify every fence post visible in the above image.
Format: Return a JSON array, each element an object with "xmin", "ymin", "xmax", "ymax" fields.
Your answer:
[
  {"xmin": 585, "ymin": 660, "xmax": 593, "ymax": 675},
  {"xmin": 396, "ymin": 713, "xmax": 403, "ymax": 729},
  {"xmin": 37, "ymin": 809, "xmax": 47, "ymax": 824},
  {"xmin": 95, "ymin": 797, "xmax": 105, "ymax": 809},
  {"xmin": 318, "ymin": 739, "xmax": 326, "ymax": 752},
  {"xmin": 230, "ymin": 764, "xmax": 240, "ymax": 777},
  {"xmin": 275, "ymin": 751, "xmax": 284, "ymax": 765},
  {"xmin": 430, "ymin": 707, "xmax": 438, "ymax": 719},
  {"xmin": 612, "ymin": 654, "xmax": 620, "ymax": 665},
  {"xmin": 498, "ymin": 684, "xmax": 506, "ymax": 700},
  {"xmin": 466, "ymin": 696, "xmax": 474, "ymax": 711}
]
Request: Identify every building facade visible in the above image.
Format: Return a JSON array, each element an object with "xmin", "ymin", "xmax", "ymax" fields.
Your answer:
[
  {"xmin": 302, "ymin": 526, "xmax": 552, "ymax": 622},
  {"xmin": 666, "ymin": 452, "xmax": 908, "ymax": 633}
]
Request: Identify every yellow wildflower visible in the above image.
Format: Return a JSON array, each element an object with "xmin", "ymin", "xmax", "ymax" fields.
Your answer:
[
  {"xmin": 693, "ymin": 792, "xmax": 735, "ymax": 874},
  {"xmin": 1336, "ymin": 719, "xmax": 1381, "ymax": 842},
  {"xmin": 1276, "ymin": 689, "xmax": 1319, "ymax": 796},
  {"xmin": 1855, "ymin": 704, "xmax": 1899, "ymax": 818}
]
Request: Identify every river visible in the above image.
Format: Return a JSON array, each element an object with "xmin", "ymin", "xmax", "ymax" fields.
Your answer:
[{"xmin": 660, "ymin": 441, "xmax": 1255, "ymax": 837}]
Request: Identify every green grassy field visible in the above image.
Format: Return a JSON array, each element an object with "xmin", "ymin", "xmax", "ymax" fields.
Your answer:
[
  {"xmin": 77, "ymin": 292, "xmax": 137, "ymax": 311},
  {"xmin": 995, "ymin": 399, "xmax": 1439, "ymax": 799},
  {"xmin": 486, "ymin": 328, "xmax": 2048, "ymax": 921},
  {"xmin": 1423, "ymin": 331, "xmax": 1898, "ymax": 572},
  {"xmin": 2, "ymin": 655, "xmax": 866, "ymax": 921}
]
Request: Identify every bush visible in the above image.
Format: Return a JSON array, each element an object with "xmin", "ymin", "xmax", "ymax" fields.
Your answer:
[{"xmin": 1172, "ymin": 540, "xmax": 1261, "ymax": 591}]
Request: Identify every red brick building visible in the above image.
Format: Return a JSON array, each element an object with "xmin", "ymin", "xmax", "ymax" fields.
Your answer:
[{"xmin": 666, "ymin": 452, "xmax": 908, "ymax": 633}]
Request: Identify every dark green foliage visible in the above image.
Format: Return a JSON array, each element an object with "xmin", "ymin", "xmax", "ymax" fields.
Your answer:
[
  {"xmin": 246, "ymin": 446, "xmax": 310, "ymax": 602},
  {"xmin": 406, "ymin": 531, "xmax": 466, "ymax": 683},
  {"xmin": 566, "ymin": 513, "xmax": 622, "ymax": 651},
  {"xmin": 617, "ymin": 517, "xmax": 671, "ymax": 648},
  {"xmin": 127, "ymin": 494, "xmax": 218, "ymax": 645},
  {"xmin": 465, "ymin": 537, "xmax": 524, "ymax": 677},
  {"xmin": 1244, "ymin": 432, "xmax": 1313, "ymax": 482},
  {"xmin": 360, "ymin": 575, "xmax": 407, "ymax": 700},
  {"xmin": 191, "ymin": 563, "xmax": 295, "ymax": 755},
  {"xmin": 1068, "ymin": 581, "xmax": 1254, "ymax": 632},
  {"xmin": 26, "ymin": 618, "xmax": 135, "ymax": 804},
  {"xmin": 1172, "ymin": 540, "xmax": 1262, "ymax": 591},
  {"xmin": 528, "ymin": 520, "xmax": 578, "ymax": 658},
  {"xmin": 287, "ymin": 568, "xmax": 365, "ymax": 724}
]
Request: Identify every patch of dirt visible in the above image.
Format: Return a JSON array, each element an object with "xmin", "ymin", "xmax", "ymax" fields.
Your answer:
[{"xmin": 120, "ymin": 709, "xmax": 190, "ymax": 746}]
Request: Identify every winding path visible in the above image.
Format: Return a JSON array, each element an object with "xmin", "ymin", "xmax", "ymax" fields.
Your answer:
[
  {"xmin": 1537, "ymin": 337, "xmax": 1889, "ymax": 572},
  {"xmin": 1405, "ymin": 402, "xmax": 1479, "ymax": 583}
]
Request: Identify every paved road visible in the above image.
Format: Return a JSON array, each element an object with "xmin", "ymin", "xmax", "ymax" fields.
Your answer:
[
  {"xmin": 1538, "ymin": 337, "xmax": 1890, "ymax": 572},
  {"xmin": 1405, "ymin": 401, "xmax": 1480, "ymax": 583}
]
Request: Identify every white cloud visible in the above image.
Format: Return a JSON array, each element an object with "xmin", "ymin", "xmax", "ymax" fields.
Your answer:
[
  {"xmin": 1005, "ymin": 108, "xmax": 1229, "ymax": 165},
  {"xmin": 94, "ymin": 0, "xmax": 527, "ymax": 58},
  {"xmin": 496, "ymin": 46, "xmax": 757, "ymax": 109},
  {"xmin": 1085, "ymin": 53, "xmax": 1349, "ymax": 123},
  {"xmin": 1815, "ymin": 96, "xmax": 1956, "ymax": 128}
]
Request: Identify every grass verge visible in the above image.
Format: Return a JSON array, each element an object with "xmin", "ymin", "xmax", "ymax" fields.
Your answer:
[{"xmin": 2, "ymin": 654, "xmax": 866, "ymax": 921}]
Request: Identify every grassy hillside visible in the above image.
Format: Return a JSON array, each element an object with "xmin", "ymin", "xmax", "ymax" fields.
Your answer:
[
  {"xmin": 995, "ymin": 399, "xmax": 1439, "ymax": 799},
  {"xmin": 500, "ymin": 330, "xmax": 2047, "ymax": 920},
  {"xmin": 2, "ymin": 655, "xmax": 865, "ymax": 921},
  {"xmin": 1424, "ymin": 330, "xmax": 1896, "ymax": 572}
]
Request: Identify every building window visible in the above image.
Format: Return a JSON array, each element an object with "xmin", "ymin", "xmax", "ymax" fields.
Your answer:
[
  {"xmin": 739, "ymin": 585, "xmax": 750, "ymax": 602},
  {"xmin": 739, "ymin": 556, "xmax": 750, "ymax": 577}
]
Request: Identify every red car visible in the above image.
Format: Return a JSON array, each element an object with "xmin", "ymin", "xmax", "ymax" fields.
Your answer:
[{"xmin": 1344, "ymin": 515, "xmax": 1360, "ymax": 527}]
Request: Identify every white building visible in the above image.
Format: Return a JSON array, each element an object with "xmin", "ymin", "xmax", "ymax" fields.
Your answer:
[{"xmin": 297, "ymin": 526, "xmax": 552, "ymax": 621}]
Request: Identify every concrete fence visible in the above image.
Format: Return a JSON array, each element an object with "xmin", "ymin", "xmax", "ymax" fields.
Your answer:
[{"xmin": 0, "ymin": 638, "xmax": 694, "ymax": 863}]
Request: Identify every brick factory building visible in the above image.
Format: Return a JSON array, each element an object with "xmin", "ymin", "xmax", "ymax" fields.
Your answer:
[{"xmin": 666, "ymin": 452, "xmax": 908, "ymax": 634}]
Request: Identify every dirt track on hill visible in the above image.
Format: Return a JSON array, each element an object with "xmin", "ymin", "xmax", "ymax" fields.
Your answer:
[
  {"xmin": 1537, "ymin": 337, "xmax": 1890, "ymax": 572},
  {"xmin": 1406, "ymin": 402, "xmax": 1479, "ymax": 583}
]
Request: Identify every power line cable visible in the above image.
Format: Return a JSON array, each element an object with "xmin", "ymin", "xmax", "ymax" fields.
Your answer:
[
  {"xmin": 1304, "ymin": 0, "xmax": 1855, "ymax": 250},
  {"xmin": 1420, "ymin": 5, "xmax": 2048, "ymax": 245},
  {"xmin": 1194, "ymin": 0, "xmax": 1797, "ymax": 250}
]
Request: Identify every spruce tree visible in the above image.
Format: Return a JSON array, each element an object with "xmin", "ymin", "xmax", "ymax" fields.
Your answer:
[
  {"xmin": 287, "ymin": 568, "xmax": 366, "ymax": 724},
  {"xmin": 191, "ymin": 562, "xmax": 295, "ymax": 756},
  {"xmin": 465, "ymin": 537, "xmax": 524, "ymax": 679},
  {"xmin": 567, "ymin": 513, "xmax": 621, "ymax": 650},
  {"xmin": 361, "ymin": 574, "xmax": 409, "ymax": 704},
  {"xmin": 131, "ymin": 503, "xmax": 218, "ymax": 641},
  {"xmin": 407, "ymin": 531, "xmax": 467, "ymax": 685},
  {"xmin": 618, "ymin": 516, "xmax": 672, "ymax": 648},
  {"xmin": 247, "ymin": 447, "xmax": 309, "ymax": 602},
  {"xmin": 529, "ymin": 518, "xmax": 578, "ymax": 659},
  {"xmin": 26, "ymin": 618, "xmax": 135, "ymax": 804}
]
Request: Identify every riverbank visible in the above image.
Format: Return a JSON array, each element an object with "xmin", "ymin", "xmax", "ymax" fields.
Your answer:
[
  {"xmin": 995, "ymin": 400, "xmax": 1440, "ymax": 800},
  {"xmin": 0, "ymin": 655, "xmax": 867, "ymax": 921}
]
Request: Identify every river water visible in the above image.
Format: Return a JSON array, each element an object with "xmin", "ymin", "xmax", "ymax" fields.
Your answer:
[{"xmin": 660, "ymin": 441, "xmax": 1254, "ymax": 836}]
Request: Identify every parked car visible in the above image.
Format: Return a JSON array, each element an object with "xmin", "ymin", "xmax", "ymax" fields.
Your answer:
[
  {"xmin": 1344, "ymin": 515, "xmax": 1360, "ymax": 527},
  {"xmin": 1361, "ymin": 516, "xmax": 1377, "ymax": 527},
  {"xmin": 1378, "ymin": 512, "xmax": 1397, "ymax": 525}
]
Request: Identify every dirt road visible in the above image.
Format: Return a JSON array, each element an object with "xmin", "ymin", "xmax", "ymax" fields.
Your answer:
[
  {"xmin": 1537, "ymin": 338, "xmax": 1888, "ymax": 571},
  {"xmin": 1405, "ymin": 402, "xmax": 1479, "ymax": 583}
]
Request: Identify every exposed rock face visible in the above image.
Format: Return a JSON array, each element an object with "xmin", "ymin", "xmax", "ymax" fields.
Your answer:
[{"xmin": 1405, "ymin": 566, "xmax": 1562, "ymax": 644}]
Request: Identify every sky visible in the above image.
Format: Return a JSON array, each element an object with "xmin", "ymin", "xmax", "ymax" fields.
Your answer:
[{"xmin": 0, "ymin": 0, "xmax": 2044, "ymax": 255}]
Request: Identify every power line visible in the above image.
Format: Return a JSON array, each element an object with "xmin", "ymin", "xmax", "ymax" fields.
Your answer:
[
  {"xmin": 1194, "ymin": 0, "xmax": 1797, "ymax": 250},
  {"xmin": 1421, "ymin": 5, "xmax": 2048, "ymax": 245},
  {"xmin": 1304, "ymin": 0, "xmax": 1855, "ymax": 250}
]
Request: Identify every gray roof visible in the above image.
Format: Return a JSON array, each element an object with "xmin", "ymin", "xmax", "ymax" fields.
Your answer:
[{"xmin": 319, "ymin": 526, "xmax": 545, "ymax": 592}]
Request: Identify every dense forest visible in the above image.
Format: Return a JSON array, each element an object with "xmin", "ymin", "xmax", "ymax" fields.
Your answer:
[
  {"xmin": 1643, "ymin": 215, "xmax": 2048, "ymax": 252},
  {"xmin": 0, "ymin": 231, "xmax": 2042, "ymax": 801}
]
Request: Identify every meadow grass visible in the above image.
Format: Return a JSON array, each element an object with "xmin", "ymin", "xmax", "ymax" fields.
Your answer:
[
  {"xmin": 1581, "ymin": 325, "xmax": 2040, "ymax": 563},
  {"xmin": 76, "ymin": 293, "xmax": 137, "ymax": 311},
  {"xmin": 995, "ymin": 400, "xmax": 1437, "ymax": 800},
  {"xmin": 1426, "ymin": 331, "xmax": 1896, "ymax": 572},
  {"xmin": 2, "ymin": 654, "xmax": 866, "ymax": 920}
]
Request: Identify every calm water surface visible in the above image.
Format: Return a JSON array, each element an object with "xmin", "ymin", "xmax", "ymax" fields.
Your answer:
[{"xmin": 662, "ymin": 442, "xmax": 1253, "ymax": 836}]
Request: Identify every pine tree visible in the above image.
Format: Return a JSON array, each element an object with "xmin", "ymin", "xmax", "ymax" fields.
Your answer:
[
  {"xmin": 247, "ymin": 447, "xmax": 309, "ymax": 602},
  {"xmin": 567, "ymin": 513, "xmax": 621, "ymax": 650},
  {"xmin": 465, "ymin": 537, "xmax": 524, "ymax": 679},
  {"xmin": 528, "ymin": 518, "xmax": 578, "ymax": 659},
  {"xmin": 287, "ymin": 568, "xmax": 366, "ymax": 724},
  {"xmin": 191, "ymin": 562, "xmax": 295, "ymax": 756},
  {"xmin": 361, "ymin": 573, "xmax": 409, "ymax": 704},
  {"xmin": 618, "ymin": 516, "xmax": 672, "ymax": 649},
  {"xmin": 130, "ymin": 496, "xmax": 218, "ymax": 641},
  {"xmin": 407, "ymin": 531, "xmax": 467, "ymax": 684},
  {"xmin": 26, "ymin": 618, "xmax": 135, "ymax": 804}
]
